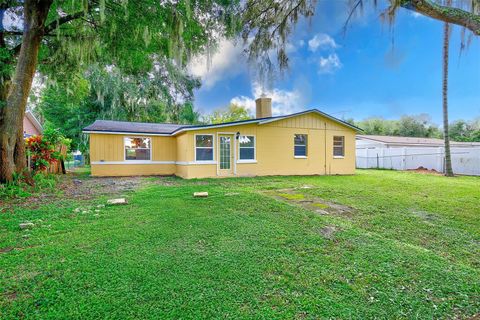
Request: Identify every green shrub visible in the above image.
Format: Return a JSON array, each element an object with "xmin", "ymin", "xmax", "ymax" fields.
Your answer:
[{"xmin": 0, "ymin": 172, "xmax": 57, "ymax": 199}]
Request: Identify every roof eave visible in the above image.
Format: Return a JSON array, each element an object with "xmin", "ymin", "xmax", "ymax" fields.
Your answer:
[
  {"xmin": 82, "ymin": 130, "xmax": 172, "ymax": 136},
  {"xmin": 26, "ymin": 111, "xmax": 43, "ymax": 133},
  {"xmin": 171, "ymin": 119, "xmax": 263, "ymax": 135}
]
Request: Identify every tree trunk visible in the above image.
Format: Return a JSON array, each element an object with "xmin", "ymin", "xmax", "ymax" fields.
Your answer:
[
  {"xmin": 0, "ymin": 0, "xmax": 53, "ymax": 183},
  {"xmin": 442, "ymin": 20, "xmax": 454, "ymax": 177}
]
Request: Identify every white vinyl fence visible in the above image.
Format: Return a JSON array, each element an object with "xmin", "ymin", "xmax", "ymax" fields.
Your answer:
[{"xmin": 356, "ymin": 147, "xmax": 480, "ymax": 176}]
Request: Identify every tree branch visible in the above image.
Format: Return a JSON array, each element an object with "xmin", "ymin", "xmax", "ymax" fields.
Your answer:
[
  {"xmin": 1, "ymin": 31, "xmax": 24, "ymax": 36},
  {"xmin": 401, "ymin": 0, "xmax": 480, "ymax": 35},
  {"xmin": 43, "ymin": 11, "xmax": 86, "ymax": 34},
  {"xmin": 10, "ymin": 7, "xmax": 93, "ymax": 57},
  {"xmin": 0, "ymin": 1, "xmax": 23, "ymax": 10}
]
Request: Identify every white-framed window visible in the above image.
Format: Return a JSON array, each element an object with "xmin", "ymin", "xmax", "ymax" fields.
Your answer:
[
  {"xmin": 239, "ymin": 135, "xmax": 255, "ymax": 160},
  {"xmin": 333, "ymin": 136, "xmax": 345, "ymax": 157},
  {"xmin": 294, "ymin": 134, "xmax": 307, "ymax": 157},
  {"xmin": 195, "ymin": 134, "xmax": 214, "ymax": 161},
  {"xmin": 125, "ymin": 137, "xmax": 151, "ymax": 161}
]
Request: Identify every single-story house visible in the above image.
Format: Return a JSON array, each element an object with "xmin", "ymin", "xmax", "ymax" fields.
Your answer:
[
  {"xmin": 23, "ymin": 111, "xmax": 43, "ymax": 137},
  {"xmin": 356, "ymin": 135, "xmax": 480, "ymax": 149},
  {"xmin": 83, "ymin": 97, "xmax": 361, "ymax": 178}
]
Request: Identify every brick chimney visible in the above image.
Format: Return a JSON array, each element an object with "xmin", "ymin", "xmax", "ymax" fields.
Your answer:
[{"xmin": 255, "ymin": 96, "xmax": 272, "ymax": 118}]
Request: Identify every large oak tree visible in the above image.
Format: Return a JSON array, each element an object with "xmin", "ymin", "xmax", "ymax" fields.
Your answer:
[
  {"xmin": 0, "ymin": 0, "xmax": 239, "ymax": 182},
  {"xmin": 0, "ymin": 0, "xmax": 479, "ymax": 182}
]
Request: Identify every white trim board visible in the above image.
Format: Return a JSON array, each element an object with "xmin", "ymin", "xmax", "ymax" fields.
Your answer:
[
  {"xmin": 178, "ymin": 161, "xmax": 217, "ymax": 165},
  {"xmin": 91, "ymin": 161, "xmax": 175, "ymax": 165},
  {"xmin": 92, "ymin": 161, "xmax": 217, "ymax": 165},
  {"xmin": 172, "ymin": 120, "xmax": 263, "ymax": 135},
  {"xmin": 84, "ymin": 130, "xmax": 171, "ymax": 136}
]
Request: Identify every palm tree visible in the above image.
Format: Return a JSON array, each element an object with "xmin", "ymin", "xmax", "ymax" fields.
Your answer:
[{"xmin": 442, "ymin": 17, "xmax": 454, "ymax": 177}]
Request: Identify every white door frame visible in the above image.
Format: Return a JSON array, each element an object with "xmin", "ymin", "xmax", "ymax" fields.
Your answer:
[{"xmin": 217, "ymin": 132, "xmax": 237, "ymax": 176}]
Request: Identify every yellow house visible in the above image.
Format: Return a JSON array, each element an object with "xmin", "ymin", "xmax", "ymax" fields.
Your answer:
[{"xmin": 83, "ymin": 97, "xmax": 361, "ymax": 178}]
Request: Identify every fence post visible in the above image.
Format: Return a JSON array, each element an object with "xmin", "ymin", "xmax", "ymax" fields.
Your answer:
[
  {"xmin": 436, "ymin": 147, "xmax": 443, "ymax": 173},
  {"xmin": 366, "ymin": 148, "xmax": 370, "ymax": 168},
  {"xmin": 380, "ymin": 148, "xmax": 385, "ymax": 168},
  {"xmin": 402, "ymin": 147, "xmax": 407, "ymax": 170}
]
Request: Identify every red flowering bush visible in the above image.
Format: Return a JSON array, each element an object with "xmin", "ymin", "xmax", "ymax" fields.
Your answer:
[{"xmin": 25, "ymin": 135, "xmax": 60, "ymax": 172}]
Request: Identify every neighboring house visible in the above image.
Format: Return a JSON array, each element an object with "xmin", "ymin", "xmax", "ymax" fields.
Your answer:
[
  {"xmin": 83, "ymin": 97, "xmax": 361, "ymax": 178},
  {"xmin": 23, "ymin": 111, "xmax": 43, "ymax": 137},
  {"xmin": 356, "ymin": 135, "xmax": 480, "ymax": 176}
]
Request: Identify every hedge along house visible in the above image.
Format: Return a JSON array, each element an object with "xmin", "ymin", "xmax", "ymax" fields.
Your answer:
[{"xmin": 83, "ymin": 97, "xmax": 361, "ymax": 178}]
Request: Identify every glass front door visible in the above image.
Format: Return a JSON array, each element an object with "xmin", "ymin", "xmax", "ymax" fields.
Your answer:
[{"xmin": 218, "ymin": 135, "xmax": 233, "ymax": 175}]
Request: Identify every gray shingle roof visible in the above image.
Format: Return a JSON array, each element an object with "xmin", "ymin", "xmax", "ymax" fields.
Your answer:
[
  {"xmin": 83, "ymin": 120, "xmax": 191, "ymax": 134},
  {"xmin": 83, "ymin": 109, "xmax": 362, "ymax": 135}
]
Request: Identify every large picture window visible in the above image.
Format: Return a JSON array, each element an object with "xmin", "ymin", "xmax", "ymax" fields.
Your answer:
[
  {"xmin": 239, "ymin": 136, "xmax": 255, "ymax": 160},
  {"xmin": 333, "ymin": 136, "xmax": 345, "ymax": 157},
  {"xmin": 294, "ymin": 134, "xmax": 308, "ymax": 157},
  {"xmin": 195, "ymin": 134, "xmax": 214, "ymax": 161},
  {"xmin": 125, "ymin": 137, "xmax": 151, "ymax": 160}
]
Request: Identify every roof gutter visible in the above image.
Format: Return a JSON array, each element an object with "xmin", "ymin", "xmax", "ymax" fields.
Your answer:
[
  {"xmin": 171, "ymin": 119, "xmax": 264, "ymax": 135},
  {"xmin": 82, "ymin": 130, "xmax": 172, "ymax": 136}
]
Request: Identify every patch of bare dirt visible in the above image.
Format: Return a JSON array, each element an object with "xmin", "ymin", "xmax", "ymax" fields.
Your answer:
[
  {"xmin": 318, "ymin": 225, "xmax": 339, "ymax": 239},
  {"xmin": 1, "ymin": 171, "xmax": 178, "ymax": 211},
  {"xmin": 0, "ymin": 246, "xmax": 14, "ymax": 254},
  {"xmin": 0, "ymin": 245, "xmax": 36, "ymax": 254},
  {"xmin": 264, "ymin": 188, "xmax": 355, "ymax": 217},
  {"xmin": 60, "ymin": 175, "xmax": 146, "ymax": 199},
  {"xmin": 3, "ymin": 291, "xmax": 17, "ymax": 301},
  {"xmin": 411, "ymin": 210, "xmax": 439, "ymax": 225},
  {"xmin": 408, "ymin": 166, "xmax": 443, "ymax": 176},
  {"xmin": 58, "ymin": 172, "xmax": 181, "ymax": 199}
]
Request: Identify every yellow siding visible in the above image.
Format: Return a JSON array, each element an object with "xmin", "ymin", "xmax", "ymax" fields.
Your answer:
[
  {"xmin": 91, "ymin": 164, "xmax": 176, "ymax": 176},
  {"xmin": 88, "ymin": 112, "xmax": 357, "ymax": 178},
  {"xmin": 239, "ymin": 126, "xmax": 327, "ymax": 176},
  {"xmin": 90, "ymin": 134, "xmax": 176, "ymax": 162},
  {"xmin": 90, "ymin": 134, "xmax": 124, "ymax": 162},
  {"xmin": 175, "ymin": 133, "xmax": 191, "ymax": 162},
  {"xmin": 152, "ymin": 136, "xmax": 176, "ymax": 161},
  {"xmin": 267, "ymin": 113, "xmax": 325, "ymax": 129},
  {"xmin": 175, "ymin": 164, "xmax": 217, "ymax": 179},
  {"xmin": 90, "ymin": 133, "xmax": 176, "ymax": 176},
  {"xmin": 175, "ymin": 164, "xmax": 188, "ymax": 178}
]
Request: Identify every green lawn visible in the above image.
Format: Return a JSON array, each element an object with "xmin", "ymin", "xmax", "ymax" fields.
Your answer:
[{"xmin": 1, "ymin": 170, "xmax": 479, "ymax": 319}]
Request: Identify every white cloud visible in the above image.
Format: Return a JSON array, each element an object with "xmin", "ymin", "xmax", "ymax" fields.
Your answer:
[
  {"xmin": 2, "ymin": 7, "xmax": 24, "ymax": 31},
  {"xmin": 308, "ymin": 33, "xmax": 338, "ymax": 52},
  {"xmin": 188, "ymin": 39, "xmax": 245, "ymax": 89},
  {"xmin": 230, "ymin": 96, "xmax": 256, "ymax": 114},
  {"xmin": 318, "ymin": 53, "xmax": 342, "ymax": 74},
  {"xmin": 410, "ymin": 11, "xmax": 423, "ymax": 19},
  {"xmin": 230, "ymin": 82, "xmax": 307, "ymax": 116}
]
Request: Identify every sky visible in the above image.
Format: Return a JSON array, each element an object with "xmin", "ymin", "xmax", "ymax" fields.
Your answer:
[{"xmin": 188, "ymin": 0, "xmax": 480, "ymax": 124}]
